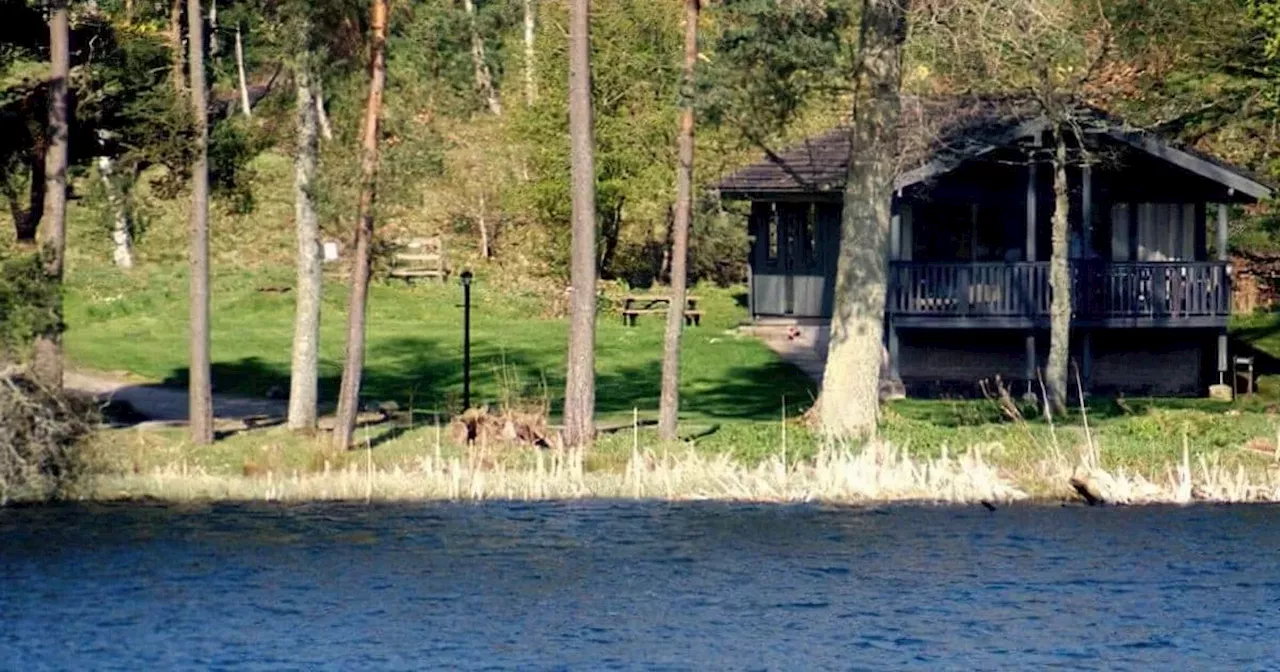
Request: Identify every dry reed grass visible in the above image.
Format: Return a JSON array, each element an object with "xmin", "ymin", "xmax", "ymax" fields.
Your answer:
[{"xmin": 78, "ymin": 437, "xmax": 1280, "ymax": 505}]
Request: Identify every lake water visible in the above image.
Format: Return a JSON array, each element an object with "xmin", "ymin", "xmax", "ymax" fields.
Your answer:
[{"xmin": 2, "ymin": 501, "xmax": 1278, "ymax": 670}]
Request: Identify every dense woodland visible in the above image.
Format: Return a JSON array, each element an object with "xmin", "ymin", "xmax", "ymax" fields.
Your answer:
[{"xmin": 6, "ymin": 0, "xmax": 1280, "ymax": 447}]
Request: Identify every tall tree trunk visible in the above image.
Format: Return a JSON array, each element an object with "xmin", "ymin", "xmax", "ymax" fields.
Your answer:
[
  {"xmin": 98, "ymin": 155, "xmax": 135, "ymax": 269},
  {"xmin": 188, "ymin": 0, "xmax": 214, "ymax": 445},
  {"xmin": 6, "ymin": 146, "xmax": 46, "ymax": 242},
  {"xmin": 235, "ymin": 25, "xmax": 252, "ymax": 117},
  {"xmin": 170, "ymin": 0, "xmax": 185, "ymax": 94},
  {"xmin": 477, "ymin": 194, "xmax": 491, "ymax": 258},
  {"xmin": 315, "ymin": 77, "xmax": 334, "ymax": 141},
  {"xmin": 288, "ymin": 34, "xmax": 322, "ymax": 431},
  {"xmin": 1046, "ymin": 123, "xmax": 1071, "ymax": 414},
  {"xmin": 523, "ymin": 0, "xmax": 537, "ymax": 106},
  {"xmin": 563, "ymin": 0, "xmax": 598, "ymax": 448},
  {"xmin": 209, "ymin": 0, "xmax": 218, "ymax": 62},
  {"xmin": 332, "ymin": 0, "xmax": 389, "ymax": 450},
  {"xmin": 32, "ymin": 0, "xmax": 70, "ymax": 390},
  {"xmin": 657, "ymin": 0, "xmax": 699, "ymax": 442},
  {"xmin": 818, "ymin": 0, "xmax": 908, "ymax": 440},
  {"xmin": 463, "ymin": 0, "xmax": 502, "ymax": 116}
]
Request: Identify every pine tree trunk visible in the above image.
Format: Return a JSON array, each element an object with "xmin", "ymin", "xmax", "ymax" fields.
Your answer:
[
  {"xmin": 170, "ymin": 0, "xmax": 185, "ymax": 94},
  {"xmin": 1046, "ymin": 124, "xmax": 1072, "ymax": 415},
  {"xmin": 657, "ymin": 0, "xmax": 699, "ymax": 442},
  {"xmin": 332, "ymin": 0, "xmax": 389, "ymax": 450},
  {"xmin": 235, "ymin": 26, "xmax": 252, "ymax": 117},
  {"xmin": 563, "ymin": 0, "xmax": 598, "ymax": 448},
  {"xmin": 97, "ymin": 155, "xmax": 134, "ymax": 269},
  {"xmin": 32, "ymin": 1, "xmax": 70, "ymax": 390},
  {"xmin": 288, "ymin": 35, "xmax": 322, "ymax": 432},
  {"xmin": 463, "ymin": 0, "xmax": 502, "ymax": 116},
  {"xmin": 818, "ymin": 0, "xmax": 907, "ymax": 440},
  {"xmin": 187, "ymin": 0, "xmax": 213, "ymax": 442},
  {"xmin": 523, "ymin": 0, "xmax": 537, "ymax": 106},
  {"xmin": 187, "ymin": 0, "xmax": 214, "ymax": 445}
]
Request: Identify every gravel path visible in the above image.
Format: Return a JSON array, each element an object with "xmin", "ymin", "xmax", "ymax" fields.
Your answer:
[{"xmin": 64, "ymin": 370, "xmax": 286, "ymax": 423}]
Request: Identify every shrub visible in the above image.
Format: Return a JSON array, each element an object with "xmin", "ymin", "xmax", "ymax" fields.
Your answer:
[
  {"xmin": 0, "ymin": 374, "xmax": 97, "ymax": 503},
  {"xmin": 0, "ymin": 252, "xmax": 60, "ymax": 360}
]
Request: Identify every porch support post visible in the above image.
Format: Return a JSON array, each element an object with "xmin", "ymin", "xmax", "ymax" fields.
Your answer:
[
  {"xmin": 1080, "ymin": 329, "xmax": 1092, "ymax": 391},
  {"xmin": 890, "ymin": 211, "xmax": 902, "ymax": 261},
  {"xmin": 1217, "ymin": 201, "xmax": 1230, "ymax": 262},
  {"xmin": 887, "ymin": 319, "xmax": 900, "ymax": 381},
  {"xmin": 1218, "ymin": 332, "xmax": 1229, "ymax": 381},
  {"xmin": 1025, "ymin": 333, "xmax": 1037, "ymax": 388},
  {"xmin": 1081, "ymin": 164, "xmax": 1093, "ymax": 258},
  {"xmin": 1025, "ymin": 160, "xmax": 1038, "ymax": 261}
]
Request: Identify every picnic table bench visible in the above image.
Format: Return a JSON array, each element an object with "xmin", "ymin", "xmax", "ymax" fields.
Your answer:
[{"xmin": 622, "ymin": 295, "xmax": 702, "ymax": 327}]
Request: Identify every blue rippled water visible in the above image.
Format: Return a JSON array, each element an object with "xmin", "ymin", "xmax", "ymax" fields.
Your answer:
[{"xmin": 2, "ymin": 501, "xmax": 1278, "ymax": 670}]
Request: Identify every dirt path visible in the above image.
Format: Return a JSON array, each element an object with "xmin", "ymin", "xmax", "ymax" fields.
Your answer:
[{"xmin": 65, "ymin": 370, "xmax": 286, "ymax": 423}]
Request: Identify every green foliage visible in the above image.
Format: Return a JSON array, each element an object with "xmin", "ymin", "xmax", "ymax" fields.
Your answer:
[
  {"xmin": 0, "ymin": 252, "xmax": 59, "ymax": 357},
  {"xmin": 700, "ymin": 0, "xmax": 854, "ymax": 141}
]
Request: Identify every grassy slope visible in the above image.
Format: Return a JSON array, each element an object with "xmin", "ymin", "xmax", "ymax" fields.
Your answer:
[{"xmin": 64, "ymin": 263, "xmax": 817, "ymax": 425}]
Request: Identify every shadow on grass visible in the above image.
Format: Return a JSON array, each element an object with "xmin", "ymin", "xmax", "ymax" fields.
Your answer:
[{"xmin": 157, "ymin": 336, "xmax": 819, "ymax": 424}]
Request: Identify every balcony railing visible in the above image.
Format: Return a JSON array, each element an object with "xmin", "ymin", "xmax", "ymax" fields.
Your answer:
[{"xmin": 887, "ymin": 261, "xmax": 1230, "ymax": 323}]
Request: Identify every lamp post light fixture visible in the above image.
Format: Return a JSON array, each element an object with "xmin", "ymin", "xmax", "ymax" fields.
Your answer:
[{"xmin": 461, "ymin": 270, "xmax": 473, "ymax": 410}]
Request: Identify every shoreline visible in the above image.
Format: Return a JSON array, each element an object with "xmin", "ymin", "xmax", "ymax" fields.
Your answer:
[{"xmin": 55, "ymin": 442, "xmax": 1280, "ymax": 506}]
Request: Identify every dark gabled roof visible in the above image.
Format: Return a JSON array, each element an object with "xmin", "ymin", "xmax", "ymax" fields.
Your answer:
[{"xmin": 718, "ymin": 96, "xmax": 1273, "ymax": 202}]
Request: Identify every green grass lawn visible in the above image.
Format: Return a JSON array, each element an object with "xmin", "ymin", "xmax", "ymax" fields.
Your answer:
[{"xmin": 64, "ymin": 263, "xmax": 817, "ymax": 426}]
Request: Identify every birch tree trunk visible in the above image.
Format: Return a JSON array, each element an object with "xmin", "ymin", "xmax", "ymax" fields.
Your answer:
[
  {"xmin": 523, "ymin": 0, "xmax": 537, "ymax": 106},
  {"xmin": 818, "ymin": 0, "xmax": 908, "ymax": 440},
  {"xmin": 235, "ymin": 25, "xmax": 252, "ymax": 117},
  {"xmin": 1046, "ymin": 123, "xmax": 1072, "ymax": 414},
  {"xmin": 315, "ymin": 77, "xmax": 334, "ymax": 141},
  {"xmin": 209, "ymin": 0, "xmax": 218, "ymax": 61},
  {"xmin": 32, "ymin": 0, "xmax": 70, "ymax": 390},
  {"xmin": 477, "ymin": 194, "xmax": 491, "ymax": 259},
  {"xmin": 170, "ymin": 0, "xmax": 185, "ymax": 94},
  {"xmin": 332, "ymin": 0, "xmax": 389, "ymax": 450},
  {"xmin": 463, "ymin": 0, "xmax": 502, "ymax": 116},
  {"xmin": 98, "ymin": 155, "xmax": 134, "ymax": 269},
  {"xmin": 188, "ymin": 0, "xmax": 214, "ymax": 444},
  {"xmin": 288, "ymin": 33, "xmax": 322, "ymax": 431},
  {"xmin": 563, "ymin": 0, "xmax": 598, "ymax": 448},
  {"xmin": 657, "ymin": 0, "xmax": 699, "ymax": 442}
]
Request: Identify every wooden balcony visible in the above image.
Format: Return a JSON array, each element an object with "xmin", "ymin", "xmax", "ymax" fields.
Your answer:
[{"xmin": 887, "ymin": 261, "xmax": 1231, "ymax": 328}]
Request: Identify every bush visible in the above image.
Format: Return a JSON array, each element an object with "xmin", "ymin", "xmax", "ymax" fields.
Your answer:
[
  {"xmin": 0, "ymin": 251, "xmax": 60, "ymax": 359},
  {"xmin": 0, "ymin": 374, "xmax": 97, "ymax": 503}
]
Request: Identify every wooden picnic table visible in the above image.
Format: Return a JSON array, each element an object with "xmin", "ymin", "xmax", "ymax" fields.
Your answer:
[{"xmin": 621, "ymin": 295, "xmax": 702, "ymax": 327}]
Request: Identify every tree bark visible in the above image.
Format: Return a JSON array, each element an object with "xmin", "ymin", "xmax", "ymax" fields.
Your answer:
[
  {"xmin": 463, "ymin": 0, "xmax": 502, "ymax": 116},
  {"xmin": 818, "ymin": 0, "xmax": 908, "ymax": 440},
  {"xmin": 32, "ymin": 0, "xmax": 70, "ymax": 390},
  {"xmin": 288, "ymin": 33, "xmax": 322, "ymax": 431},
  {"xmin": 98, "ymin": 155, "xmax": 135, "ymax": 269},
  {"xmin": 1046, "ymin": 123, "xmax": 1071, "ymax": 415},
  {"xmin": 477, "ymin": 194, "xmax": 491, "ymax": 259},
  {"xmin": 235, "ymin": 25, "xmax": 252, "ymax": 117},
  {"xmin": 6, "ymin": 145, "xmax": 46, "ymax": 242},
  {"xmin": 563, "ymin": 0, "xmax": 598, "ymax": 448},
  {"xmin": 523, "ymin": 0, "xmax": 537, "ymax": 106},
  {"xmin": 315, "ymin": 77, "xmax": 334, "ymax": 141},
  {"xmin": 332, "ymin": 0, "xmax": 389, "ymax": 450},
  {"xmin": 171, "ymin": 0, "xmax": 186, "ymax": 94},
  {"xmin": 209, "ymin": 0, "xmax": 218, "ymax": 61},
  {"xmin": 188, "ymin": 0, "xmax": 214, "ymax": 445},
  {"xmin": 657, "ymin": 0, "xmax": 699, "ymax": 442}
]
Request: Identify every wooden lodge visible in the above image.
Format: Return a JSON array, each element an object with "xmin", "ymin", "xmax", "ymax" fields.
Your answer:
[{"xmin": 719, "ymin": 97, "xmax": 1274, "ymax": 396}]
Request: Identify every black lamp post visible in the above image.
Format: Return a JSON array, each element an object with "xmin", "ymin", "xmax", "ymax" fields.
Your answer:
[{"xmin": 461, "ymin": 269, "xmax": 473, "ymax": 410}]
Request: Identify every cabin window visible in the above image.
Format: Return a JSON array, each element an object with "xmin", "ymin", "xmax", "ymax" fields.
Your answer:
[
  {"xmin": 1111, "ymin": 202, "xmax": 1197, "ymax": 261},
  {"xmin": 766, "ymin": 204, "xmax": 779, "ymax": 264}
]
